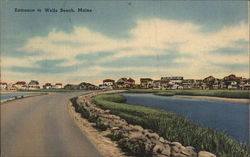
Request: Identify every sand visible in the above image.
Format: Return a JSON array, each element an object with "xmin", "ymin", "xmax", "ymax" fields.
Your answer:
[{"xmin": 175, "ymin": 95, "xmax": 249, "ymax": 104}]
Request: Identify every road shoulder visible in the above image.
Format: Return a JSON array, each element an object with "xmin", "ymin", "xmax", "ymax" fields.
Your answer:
[{"xmin": 67, "ymin": 99, "xmax": 126, "ymax": 157}]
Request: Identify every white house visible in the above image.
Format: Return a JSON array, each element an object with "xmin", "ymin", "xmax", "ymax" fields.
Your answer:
[
  {"xmin": 13, "ymin": 81, "xmax": 27, "ymax": 89},
  {"xmin": 103, "ymin": 79, "xmax": 115, "ymax": 87},
  {"xmin": 54, "ymin": 83, "xmax": 63, "ymax": 89},
  {"xmin": 0, "ymin": 82, "xmax": 7, "ymax": 90}
]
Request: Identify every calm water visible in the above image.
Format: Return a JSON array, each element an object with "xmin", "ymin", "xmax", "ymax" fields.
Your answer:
[
  {"xmin": 121, "ymin": 93, "xmax": 249, "ymax": 143},
  {"xmin": 0, "ymin": 93, "xmax": 31, "ymax": 100}
]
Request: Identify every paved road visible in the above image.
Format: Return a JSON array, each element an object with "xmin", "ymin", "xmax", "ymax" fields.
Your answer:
[{"xmin": 1, "ymin": 92, "xmax": 102, "ymax": 157}]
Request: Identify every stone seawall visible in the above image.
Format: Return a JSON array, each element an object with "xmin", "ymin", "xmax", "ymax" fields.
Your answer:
[{"xmin": 74, "ymin": 90, "xmax": 216, "ymax": 157}]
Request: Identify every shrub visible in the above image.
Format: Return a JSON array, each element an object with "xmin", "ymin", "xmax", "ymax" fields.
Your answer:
[
  {"xmin": 88, "ymin": 114, "xmax": 98, "ymax": 123},
  {"xmin": 95, "ymin": 119, "xmax": 108, "ymax": 131},
  {"xmin": 118, "ymin": 139, "xmax": 152, "ymax": 157},
  {"xmin": 107, "ymin": 131, "xmax": 123, "ymax": 141}
]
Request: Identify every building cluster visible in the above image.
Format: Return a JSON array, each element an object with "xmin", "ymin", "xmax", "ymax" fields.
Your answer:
[
  {"xmin": 1, "ymin": 74, "xmax": 249, "ymax": 91},
  {"xmin": 101, "ymin": 74, "xmax": 250, "ymax": 90},
  {"xmin": 0, "ymin": 80, "xmax": 98, "ymax": 90}
]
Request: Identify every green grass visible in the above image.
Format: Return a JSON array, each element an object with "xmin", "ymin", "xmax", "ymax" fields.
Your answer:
[
  {"xmin": 92, "ymin": 94, "xmax": 249, "ymax": 157},
  {"xmin": 128, "ymin": 89, "xmax": 250, "ymax": 99}
]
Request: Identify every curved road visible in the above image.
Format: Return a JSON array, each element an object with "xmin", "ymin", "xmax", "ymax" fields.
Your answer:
[{"xmin": 1, "ymin": 92, "xmax": 102, "ymax": 157}]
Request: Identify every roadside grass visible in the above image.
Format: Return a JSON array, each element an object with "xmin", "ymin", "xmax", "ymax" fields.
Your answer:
[
  {"xmin": 70, "ymin": 97, "xmax": 108, "ymax": 131},
  {"xmin": 128, "ymin": 89, "xmax": 250, "ymax": 99},
  {"xmin": 92, "ymin": 94, "xmax": 249, "ymax": 157}
]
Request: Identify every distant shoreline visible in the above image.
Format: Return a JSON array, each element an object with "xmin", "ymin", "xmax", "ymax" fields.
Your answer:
[
  {"xmin": 0, "ymin": 91, "xmax": 44, "ymax": 94},
  {"xmin": 175, "ymin": 95, "xmax": 249, "ymax": 104},
  {"xmin": 0, "ymin": 93, "xmax": 48, "ymax": 104}
]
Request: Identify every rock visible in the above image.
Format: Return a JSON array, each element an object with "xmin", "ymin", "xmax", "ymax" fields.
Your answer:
[
  {"xmin": 153, "ymin": 144, "xmax": 164, "ymax": 153},
  {"xmin": 104, "ymin": 109, "xmax": 110, "ymax": 113},
  {"xmin": 146, "ymin": 132, "xmax": 160, "ymax": 141},
  {"xmin": 185, "ymin": 146, "xmax": 197, "ymax": 157},
  {"xmin": 159, "ymin": 137, "xmax": 165, "ymax": 143},
  {"xmin": 198, "ymin": 151, "xmax": 216, "ymax": 157},
  {"xmin": 144, "ymin": 141, "xmax": 156, "ymax": 154},
  {"xmin": 171, "ymin": 145, "xmax": 180, "ymax": 153},
  {"xmin": 181, "ymin": 148, "xmax": 190, "ymax": 156},
  {"xmin": 161, "ymin": 145, "xmax": 171, "ymax": 156},
  {"xmin": 111, "ymin": 127, "xmax": 119, "ymax": 131},
  {"xmin": 121, "ymin": 125, "xmax": 132, "ymax": 132},
  {"xmin": 170, "ymin": 142, "xmax": 182, "ymax": 147},
  {"xmin": 128, "ymin": 131, "xmax": 144, "ymax": 139},
  {"xmin": 129, "ymin": 125, "xmax": 144, "ymax": 132},
  {"xmin": 153, "ymin": 154, "xmax": 168, "ymax": 157},
  {"xmin": 171, "ymin": 151, "xmax": 180, "ymax": 157}
]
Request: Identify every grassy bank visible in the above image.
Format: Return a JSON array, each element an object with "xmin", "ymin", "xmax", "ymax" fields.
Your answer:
[
  {"xmin": 127, "ymin": 89, "xmax": 250, "ymax": 99},
  {"xmin": 92, "ymin": 94, "xmax": 249, "ymax": 157}
]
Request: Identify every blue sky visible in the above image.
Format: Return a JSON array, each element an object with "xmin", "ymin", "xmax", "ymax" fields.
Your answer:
[{"xmin": 1, "ymin": 1, "xmax": 249, "ymax": 84}]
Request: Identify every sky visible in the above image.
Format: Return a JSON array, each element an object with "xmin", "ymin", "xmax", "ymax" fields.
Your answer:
[{"xmin": 1, "ymin": 1, "xmax": 249, "ymax": 85}]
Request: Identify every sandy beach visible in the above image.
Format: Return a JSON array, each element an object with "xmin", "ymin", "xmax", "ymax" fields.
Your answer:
[{"xmin": 175, "ymin": 95, "xmax": 249, "ymax": 104}]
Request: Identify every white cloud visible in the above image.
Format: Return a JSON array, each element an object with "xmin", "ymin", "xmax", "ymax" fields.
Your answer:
[
  {"xmin": 3, "ymin": 18, "xmax": 249, "ymax": 83},
  {"xmin": 17, "ymin": 18, "xmax": 248, "ymax": 62}
]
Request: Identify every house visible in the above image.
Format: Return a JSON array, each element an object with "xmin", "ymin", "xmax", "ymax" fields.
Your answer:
[
  {"xmin": 0, "ymin": 82, "xmax": 7, "ymax": 90},
  {"xmin": 99, "ymin": 84, "xmax": 112, "ymax": 90},
  {"xmin": 43, "ymin": 83, "xmax": 52, "ymax": 89},
  {"xmin": 79, "ymin": 82, "xmax": 97, "ymax": 90},
  {"xmin": 161, "ymin": 76, "xmax": 183, "ymax": 85},
  {"xmin": 203, "ymin": 76, "xmax": 215, "ymax": 89},
  {"xmin": 182, "ymin": 79, "xmax": 195, "ymax": 89},
  {"xmin": 115, "ymin": 77, "xmax": 135, "ymax": 88},
  {"xmin": 28, "ymin": 80, "xmax": 40, "ymax": 89},
  {"xmin": 161, "ymin": 79, "xmax": 171, "ymax": 89},
  {"xmin": 116, "ymin": 78, "xmax": 128, "ymax": 88},
  {"xmin": 87, "ymin": 84, "xmax": 98, "ymax": 90},
  {"xmin": 79, "ymin": 82, "xmax": 91, "ymax": 90},
  {"xmin": 161, "ymin": 76, "xmax": 183, "ymax": 89},
  {"xmin": 13, "ymin": 81, "xmax": 26, "ymax": 89},
  {"xmin": 103, "ymin": 79, "xmax": 115, "ymax": 87},
  {"xmin": 212, "ymin": 79, "xmax": 222, "ymax": 89},
  {"xmin": 54, "ymin": 83, "xmax": 63, "ymax": 89},
  {"xmin": 64, "ymin": 84, "xmax": 79, "ymax": 90},
  {"xmin": 223, "ymin": 74, "xmax": 242, "ymax": 89},
  {"xmin": 160, "ymin": 76, "xmax": 183, "ymax": 89},
  {"xmin": 153, "ymin": 80, "xmax": 161, "ymax": 89},
  {"xmin": 126, "ymin": 78, "xmax": 136, "ymax": 88},
  {"xmin": 5, "ymin": 83, "xmax": 18, "ymax": 90},
  {"xmin": 194, "ymin": 80, "xmax": 203, "ymax": 89},
  {"xmin": 140, "ymin": 78, "xmax": 153, "ymax": 88},
  {"xmin": 239, "ymin": 78, "xmax": 250, "ymax": 90}
]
